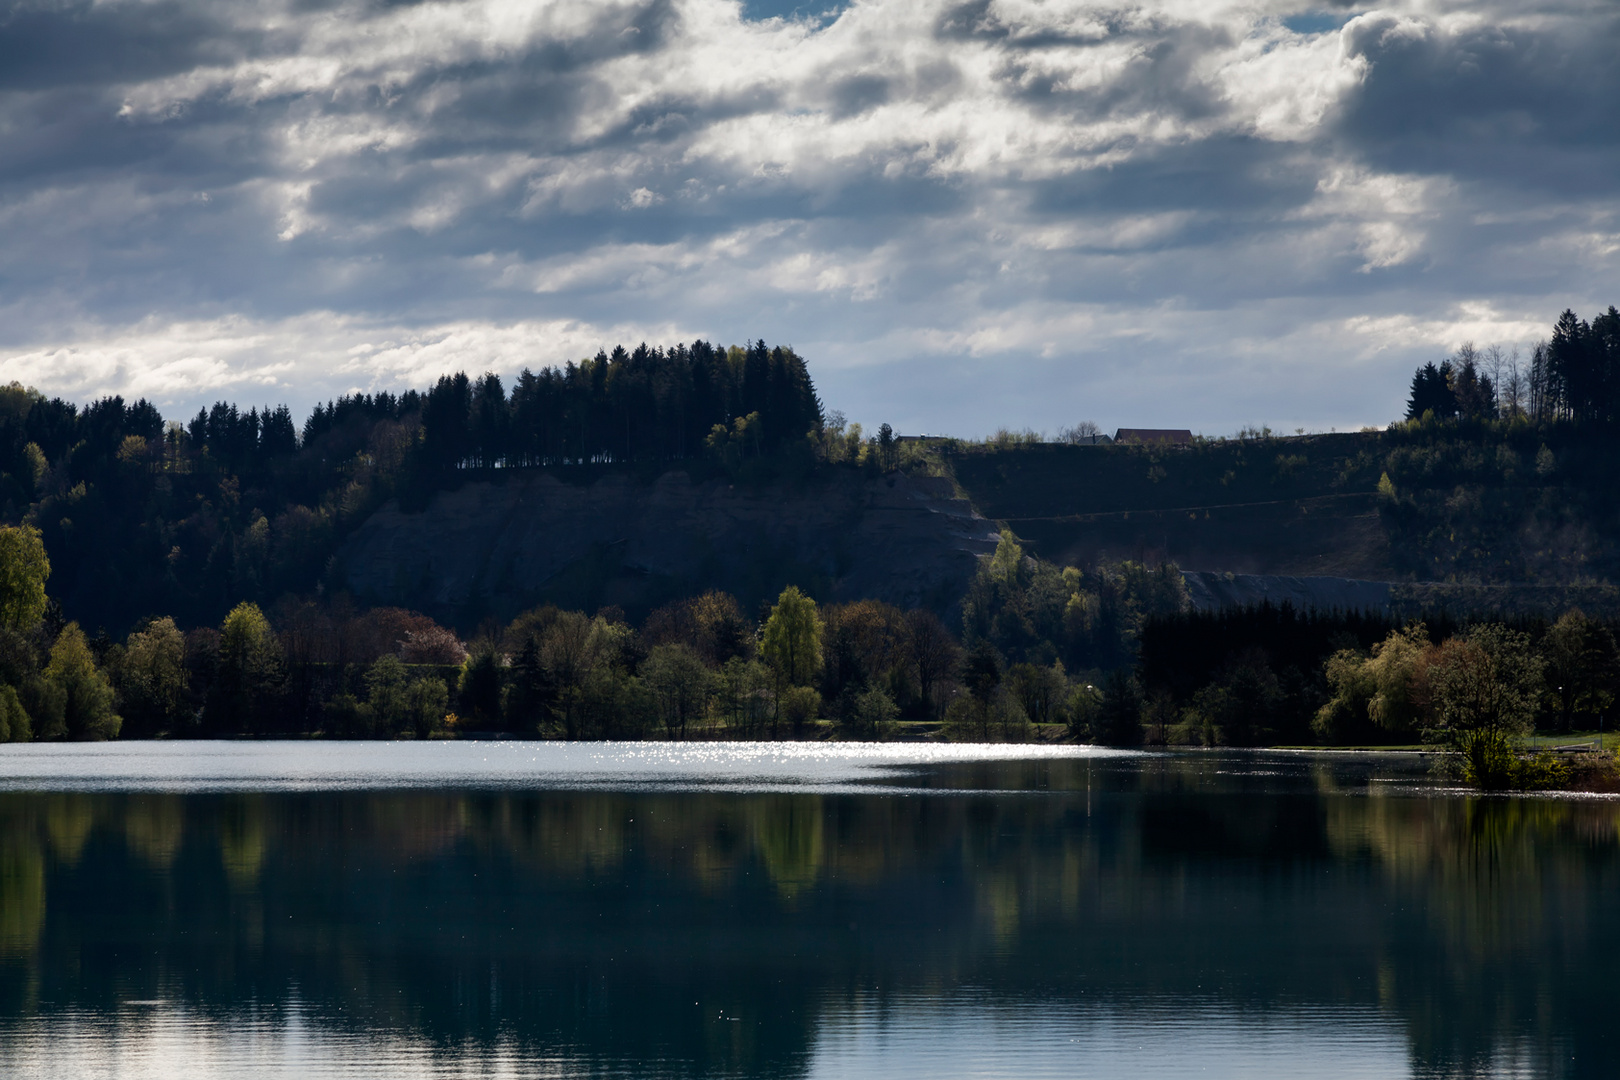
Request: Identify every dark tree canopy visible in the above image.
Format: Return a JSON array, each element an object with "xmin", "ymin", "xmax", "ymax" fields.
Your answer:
[
  {"xmin": 1406, "ymin": 361, "xmax": 1457, "ymax": 421},
  {"xmin": 419, "ymin": 340, "xmax": 822, "ymax": 470},
  {"xmin": 0, "ymin": 341, "xmax": 824, "ymax": 635}
]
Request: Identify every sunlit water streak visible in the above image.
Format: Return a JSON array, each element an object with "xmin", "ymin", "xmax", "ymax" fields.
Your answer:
[
  {"xmin": 810, "ymin": 995, "xmax": 1414, "ymax": 1080},
  {"xmin": 0, "ymin": 740, "xmax": 1134, "ymax": 793},
  {"xmin": 0, "ymin": 996, "xmax": 1545, "ymax": 1080}
]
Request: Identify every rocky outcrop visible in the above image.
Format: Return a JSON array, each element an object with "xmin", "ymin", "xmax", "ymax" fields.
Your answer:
[{"xmin": 339, "ymin": 469, "xmax": 999, "ymax": 623}]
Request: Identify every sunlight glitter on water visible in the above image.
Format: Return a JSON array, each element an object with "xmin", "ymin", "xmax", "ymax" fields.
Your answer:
[
  {"xmin": 0, "ymin": 1005, "xmax": 580, "ymax": 1080},
  {"xmin": 0, "ymin": 997, "xmax": 1436, "ymax": 1080},
  {"xmin": 0, "ymin": 739, "xmax": 1136, "ymax": 793},
  {"xmin": 808, "ymin": 996, "xmax": 1416, "ymax": 1080}
]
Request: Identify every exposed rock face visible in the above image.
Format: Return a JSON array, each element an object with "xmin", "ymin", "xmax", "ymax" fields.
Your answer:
[{"xmin": 339, "ymin": 469, "xmax": 999, "ymax": 623}]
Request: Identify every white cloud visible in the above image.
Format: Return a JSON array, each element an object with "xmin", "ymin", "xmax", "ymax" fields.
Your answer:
[{"xmin": 0, "ymin": 0, "xmax": 1616, "ymax": 433}]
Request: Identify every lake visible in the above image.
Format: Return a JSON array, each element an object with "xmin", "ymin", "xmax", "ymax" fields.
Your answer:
[{"xmin": 1, "ymin": 742, "xmax": 1616, "ymax": 1079}]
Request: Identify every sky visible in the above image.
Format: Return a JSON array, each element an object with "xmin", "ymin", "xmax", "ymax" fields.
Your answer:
[{"xmin": 1, "ymin": 0, "xmax": 1617, "ymax": 437}]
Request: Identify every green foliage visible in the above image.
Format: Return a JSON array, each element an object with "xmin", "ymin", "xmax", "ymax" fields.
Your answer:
[
  {"xmin": 643, "ymin": 643, "xmax": 711, "ymax": 740},
  {"xmin": 715, "ymin": 657, "xmax": 774, "ymax": 737},
  {"xmin": 705, "ymin": 411, "xmax": 764, "ymax": 475},
  {"xmin": 208, "ymin": 602, "xmax": 284, "ymax": 734},
  {"xmin": 963, "ymin": 539, "xmax": 1187, "ymax": 673},
  {"xmin": 761, "ymin": 586, "xmax": 822, "ymax": 690},
  {"xmin": 1314, "ymin": 624, "xmax": 1429, "ymax": 743},
  {"xmin": 1006, "ymin": 661, "xmax": 1068, "ymax": 726},
  {"xmin": 846, "ymin": 685, "xmax": 899, "ymax": 741},
  {"xmin": 1066, "ymin": 681, "xmax": 1102, "ymax": 741},
  {"xmin": 944, "ymin": 688, "xmax": 1030, "ymax": 743},
  {"xmin": 0, "ymin": 684, "xmax": 31, "ymax": 742},
  {"xmin": 1540, "ymin": 609, "xmax": 1618, "ymax": 731},
  {"xmin": 1422, "ymin": 624, "xmax": 1544, "ymax": 790},
  {"xmin": 777, "ymin": 685, "xmax": 821, "ymax": 737},
  {"xmin": 115, "ymin": 617, "xmax": 191, "ymax": 736},
  {"xmin": 1184, "ymin": 651, "xmax": 1285, "ymax": 747},
  {"xmin": 336, "ymin": 656, "xmax": 451, "ymax": 738},
  {"xmin": 1511, "ymin": 751, "xmax": 1570, "ymax": 792},
  {"xmin": 38, "ymin": 623, "xmax": 121, "ymax": 741},
  {"xmin": 0, "ymin": 525, "xmax": 50, "ymax": 633},
  {"xmin": 987, "ymin": 527, "xmax": 1023, "ymax": 585}
]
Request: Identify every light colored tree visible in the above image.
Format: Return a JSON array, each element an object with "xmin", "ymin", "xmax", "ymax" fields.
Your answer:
[
  {"xmin": 0, "ymin": 525, "xmax": 50, "ymax": 633},
  {"xmin": 118, "ymin": 617, "xmax": 190, "ymax": 735},
  {"xmin": 761, "ymin": 586, "xmax": 822, "ymax": 691},
  {"xmin": 38, "ymin": 623, "xmax": 121, "ymax": 741},
  {"xmin": 1316, "ymin": 624, "xmax": 1430, "ymax": 741},
  {"xmin": 211, "ymin": 602, "xmax": 284, "ymax": 732},
  {"xmin": 0, "ymin": 684, "xmax": 31, "ymax": 742},
  {"xmin": 987, "ymin": 528, "xmax": 1024, "ymax": 586}
]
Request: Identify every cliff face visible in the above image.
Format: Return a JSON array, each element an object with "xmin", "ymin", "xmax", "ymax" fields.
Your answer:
[{"xmin": 338, "ymin": 469, "xmax": 999, "ymax": 624}]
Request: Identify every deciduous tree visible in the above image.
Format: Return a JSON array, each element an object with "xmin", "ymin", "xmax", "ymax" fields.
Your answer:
[{"xmin": 0, "ymin": 525, "xmax": 49, "ymax": 633}]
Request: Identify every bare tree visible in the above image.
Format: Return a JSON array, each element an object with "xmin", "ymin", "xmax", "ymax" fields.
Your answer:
[
  {"xmin": 1058, "ymin": 420, "xmax": 1103, "ymax": 445},
  {"xmin": 904, "ymin": 609, "xmax": 959, "ymax": 721},
  {"xmin": 1500, "ymin": 346, "xmax": 1525, "ymax": 419},
  {"xmin": 1482, "ymin": 344, "xmax": 1506, "ymax": 414}
]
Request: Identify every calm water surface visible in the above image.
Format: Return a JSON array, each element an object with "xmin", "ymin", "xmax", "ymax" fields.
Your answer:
[{"xmin": 0, "ymin": 742, "xmax": 1616, "ymax": 1079}]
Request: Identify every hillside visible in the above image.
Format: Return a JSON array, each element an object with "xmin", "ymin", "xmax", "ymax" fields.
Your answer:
[
  {"xmin": 339, "ymin": 469, "xmax": 998, "ymax": 626},
  {"xmin": 941, "ymin": 423, "xmax": 1620, "ymax": 589}
]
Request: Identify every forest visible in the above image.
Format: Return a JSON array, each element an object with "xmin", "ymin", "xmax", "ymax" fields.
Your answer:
[
  {"xmin": 1, "ymin": 306, "xmax": 1619, "ymax": 789},
  {"xmin": 0, "ymin": 340, "xmax": 836, "ymax": 635}
]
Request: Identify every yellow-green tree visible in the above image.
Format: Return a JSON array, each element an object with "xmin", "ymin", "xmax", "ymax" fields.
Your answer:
[
  {"xmin": 1315, "ymin": 624, "xmax": 1429, "ymax": 742},
  {"xmin": 761, "ymin": 586, "xmax": 822, "ymax": 690},
  {"xmin": 0, "ymin": 684, "xmax": 31, "ymax": 742},
  {"xmin": 116, "ymin": 617, "xmax": 191, "ymax": 736},
  {"xmin": 37, "ymin": 623, "xmax": 121, "ymax": 741},
  {"xmin": 208, "ymin": 602, "xmax": 284, "ymax": 733},
  {"xmin": 762, "ymin": 586, "xmax": 823, "ymax": 736},
  {"xmin": 0, "ymin": 525, "xmax": 50, "ymax": 633}
]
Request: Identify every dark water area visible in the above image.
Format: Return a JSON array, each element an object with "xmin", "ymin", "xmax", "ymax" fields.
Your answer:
[{"xmin": 0, "ymin": 744, "xmax": 1617, "ymax": 1078}]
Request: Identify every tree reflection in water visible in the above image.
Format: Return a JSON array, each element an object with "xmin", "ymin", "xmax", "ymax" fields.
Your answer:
[{"xmin": 0, "ymin": 753, "xmax": 1615, "ymax": 1078}]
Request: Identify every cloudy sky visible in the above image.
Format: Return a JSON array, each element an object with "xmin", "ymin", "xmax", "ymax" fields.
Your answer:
[{"xmin": 1, "ymin": 0, "xmax": 1617, "ymax": 436}]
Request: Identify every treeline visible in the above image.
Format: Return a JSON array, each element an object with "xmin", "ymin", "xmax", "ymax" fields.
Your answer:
[
  {"xmin": 6, "ymin": 510, "xmax": 1617, "ymax": 793},
  {"xmin": 0, "ymin": 340, "xmax": 849, "ymax": 636},
  {"xmin": 0, "ymin": 515, "xmax": 1191, "ymax": 745},
  {"xmin": 1405, "ymin": 304, "xmax": 1620, "ymax": 423},
  {"xmin": 414, "ymin": 340, "xmax": 822, "ymax": 470},
  {"xmin": 1135, "ymin": 602, "xmax": 1619, "ymax": 788}
]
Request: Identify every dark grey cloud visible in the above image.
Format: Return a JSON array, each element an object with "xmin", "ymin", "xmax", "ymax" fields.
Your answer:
[
  {"xmin": 0, "ymin": 0, "xmax": 265, "ymax": 90},
  {"xmin": 1335, "ymin": 12, "xmax": 1620, "ymax": 194}
]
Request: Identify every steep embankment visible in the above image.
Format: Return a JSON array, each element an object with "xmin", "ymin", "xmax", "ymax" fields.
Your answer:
[
  {"xmin": 946, "ymin": 435, "xmax": 1393, "ymax": 579},
  {"xmin": 945, "ymin": 426, "xmax": 1620, "ymax": 590},
  {"xmin": 339, "ymin": 469, "xmax": 998, "ymax": 624}
]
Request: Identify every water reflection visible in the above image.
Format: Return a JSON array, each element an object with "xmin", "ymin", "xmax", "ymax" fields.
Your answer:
[{"xmin": 0, "ymin": 750, "xmax": 1615, "ymax": 1078}]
